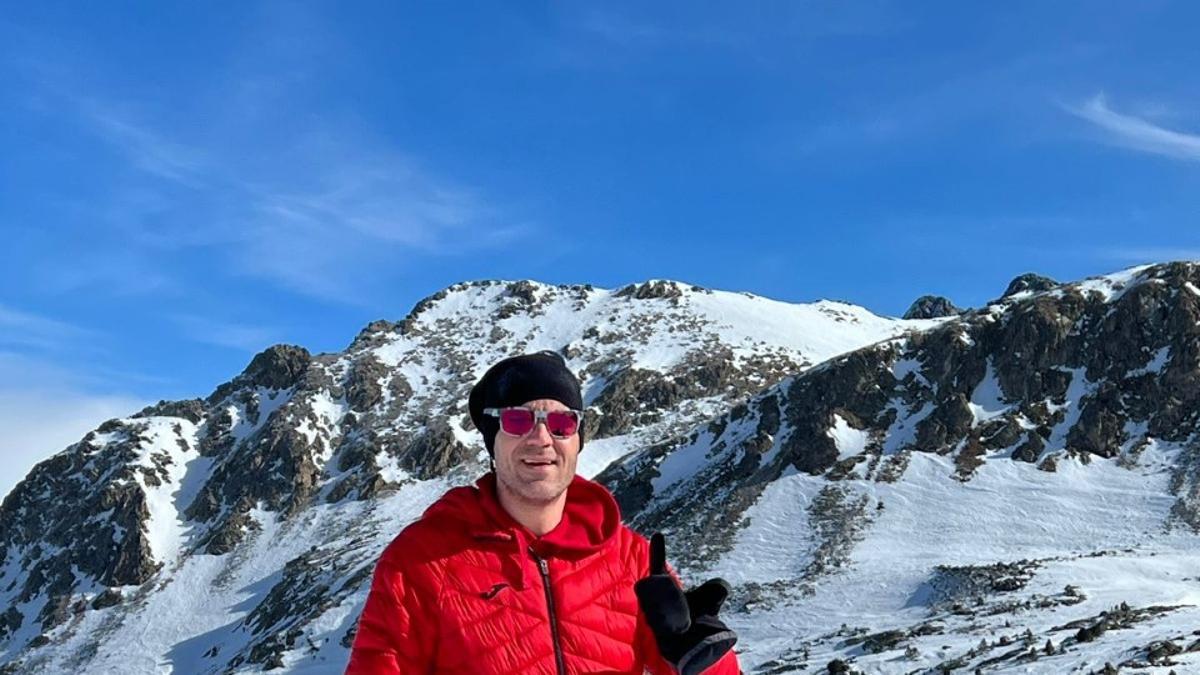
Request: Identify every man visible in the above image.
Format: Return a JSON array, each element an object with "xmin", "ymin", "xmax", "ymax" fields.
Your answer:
[{"xmin": 346, "ymin": 351, "xmax": 740, "ymax": 674}]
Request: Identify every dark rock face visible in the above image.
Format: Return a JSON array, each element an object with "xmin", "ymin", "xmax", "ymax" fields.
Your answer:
[
  {"xmin": 189, "ymin": 404, "xmax": 324, "ymax": 532},
  {"xmin": 349, "ymin": 319, "xmax": 399, "ymax": 350},
  {"xmin": 346, "ymin": 354, "xmax": 388, "ymax": 412},
  {"xmin": 590, "ymin": 368, "xmax": 681, "ymax": 438},
  {"xmin": 0, "ymin": 607, "xmax": 22, "ymax": 642},
  {"xmin": 903, "ymin": 295, "xmax": 962, "ymax": 320},
  {"xmin": 926, "ymin": 560, "xmax": 1041, "ymax": 608},
  {"xmin": 1002, "ymin": 273, "xmax": 1058, "ymax": 298},
  {"xmin": 396, "ymin": 422, "xmax": 473, "ymax": 480},
  {"xmin": 586, "ymin": 345, "xmax": 805, "ymax": 445},
  {"xmin": 90, "ymin": 588, "xmax": 123, "ymax": 610},
  {"xmin": 233, "ymin": 542, "xmax": 377, "ymax": 671},
  {"xmin": 134, "ymin": 399, "xmax": 205, "ymax": 423},
  {"xmin": 0, "ymin": 422, "xmax": 166, "ymax": 634},
  {"xmin": 615, "ymin": 280, "xmax": 686, "ymax": 301},
  {"xmin": 208, "ymin": 345, "xmax": 312, "ymax": 403}
]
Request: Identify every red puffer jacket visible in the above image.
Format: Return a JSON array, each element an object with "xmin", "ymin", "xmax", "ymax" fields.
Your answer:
[{"xmin": 346, "ymin": 473, "xmax": 740, "ymax": 674}]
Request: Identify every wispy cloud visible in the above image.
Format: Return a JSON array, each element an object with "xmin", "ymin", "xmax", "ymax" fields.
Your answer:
[
  {"xmin": 225, "ymin": 139, "xmax": 512, "ymax": 301},
  {"xmin": 170, "ymin": 314, "xmax": 276, "ymax": 352},
  {"xmin": 0, "ymin": 303, "xmax": 93, "ymax": 351},
  {"xmin": 1068, "ymin": 93, "xmax": 1200, "ymax": 161},
  {"xmin": 20, "ymin": 86, "xmax": 517, "ymax": 305},
  {"xmin": 80, "ymin": 100, "xmax": 210, "ymax": 185},
  {"xmin": 7, "ymin": 15, "xmax": 526, "ymax": 308},
  {"xmin": 0, "ymin": 310, "xmax": 163, "ymax": 394}
]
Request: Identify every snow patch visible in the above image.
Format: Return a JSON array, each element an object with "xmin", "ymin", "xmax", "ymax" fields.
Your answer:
[
  {"xmin": 1127, "ymin": 346, "xmax": 1171, "ymax": 377},
  {"xmin": 1075, "ymin": 264, "xmax": 1153, "ymax": 302},
  {"xmin": 828, "ymin": 414, "xmax": 869, "ymax": 461},
  {"xmin": 967, "ymin": 359, "xmax": 1009, "ymax": 424}
]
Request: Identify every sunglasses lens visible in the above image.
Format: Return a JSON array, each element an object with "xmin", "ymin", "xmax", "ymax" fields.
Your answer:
[
  {"xmin": 546, "ymin": 411, "xmax": 579, "ymax": 438},
  {"xmin": 499, "ymin": 409, "xmax": 535, "ymax": 436}
]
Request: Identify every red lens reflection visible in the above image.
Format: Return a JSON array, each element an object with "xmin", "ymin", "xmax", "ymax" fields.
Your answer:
[
  {"xmin": 499, "ymin": 409, "xmax": 535, "ymax": 435},
  {"xmin": 546, "ymin": 411, "xmax": 579, "ymax": 437},
  {"xmin": 497, "ymin": 409, "xmax": 580, "ymax": 437}
]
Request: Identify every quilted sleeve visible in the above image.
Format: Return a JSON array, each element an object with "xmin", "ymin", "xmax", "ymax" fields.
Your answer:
[{"xmin": 344, "ymin": 555, "xmax": 438, "ymax": 674}]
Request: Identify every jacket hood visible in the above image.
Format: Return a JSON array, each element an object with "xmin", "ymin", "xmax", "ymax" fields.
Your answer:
[{"xmin": 422, "ymin": 472, "xmax": 622, "ymax": 588}]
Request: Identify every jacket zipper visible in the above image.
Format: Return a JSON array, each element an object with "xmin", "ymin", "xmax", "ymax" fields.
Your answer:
[{"xmin": 531, "ymin": 549, "xmax": 567, "ymax": 675}]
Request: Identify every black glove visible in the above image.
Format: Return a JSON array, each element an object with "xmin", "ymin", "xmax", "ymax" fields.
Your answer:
[{"xmin": 635, "ymin": 533, "xmax": 737, "ymax": 675}]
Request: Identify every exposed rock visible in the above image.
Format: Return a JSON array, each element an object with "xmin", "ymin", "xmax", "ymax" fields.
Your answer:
[
  {"xmin": 209, "ymin": 345, "xmax": 312, "ymax": 403},
  {"xmin": 903, "ymin": 295, "xmax": 962, "ymax": 319},
  {"xmin": 90, "ymin": 588, "xmax": 123, "ymax": 610},
  {"xmin": 615, "ymin": 280, "xmax": 685, "ymax": 301},
  {"xmin": 238, "ymin": 542, "xmax": 376, "ymax": 670},
  {"xmin": 345, "ymin": 354, "xmax": 388, "ymax": 412},
  {"xmin": 925, "ymin": 560, "xmax": 1041, "ymax": 609},
  {"xmin": 495, "ymin": 281, "xmax": 545, "ymax": 319},
  {"xmin": 349, "ymin": 319, "xmax": 399, "ymax": 350},
  {"xmin": 856, "ymin": 628, "xmax": 906, "ymax": 654},
  {"xmin": 398, "ymin": 285, "xmax": 451, "ymax": 333},
  {"xmin": 0, "ymin": 607, "xmax": 22, "ymax": 641},
  {"xmin": 1002, "ymin": 273, "xmax": 1058, "ymax": 298},
  {"xmin": 915, "ymin": 394, "xmax": 975, "ymax": 454},
  {"xmin": 395, "ymin": 422, "xmax": 476, "ymax": 480},
  {"xmin": 802, "ymin": 486, "xmax": 873, "ymax": 581},
  {"xmin": 590, "ymin": 368, "xmax": 681, "ymax": 438},
  {"xmin": 134, "ymin": 399, "xmax": 206, "ymax": 424}
]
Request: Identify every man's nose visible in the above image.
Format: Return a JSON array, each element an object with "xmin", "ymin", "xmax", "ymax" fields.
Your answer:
[{"xmin": 524, "ymin": 420, "xmax": 554, "ymax": 445}]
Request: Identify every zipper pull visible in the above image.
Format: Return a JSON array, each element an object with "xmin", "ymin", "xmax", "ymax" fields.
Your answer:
[{"xmin": 529, "ymin": 547, "xmax": 551, "ymax": 576}]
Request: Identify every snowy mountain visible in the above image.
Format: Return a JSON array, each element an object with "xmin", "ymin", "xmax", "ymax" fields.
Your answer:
[
  {"xmin": 600, "ymin": 262, "xmax": 1200, "ymax": 673},
  {"xmin": 0, "ymin": 279, "xmax": 934, "ymax": 674},
  {"xmin": 3, "ymin": 265, "xmax": 1199, "ymax": 674}
]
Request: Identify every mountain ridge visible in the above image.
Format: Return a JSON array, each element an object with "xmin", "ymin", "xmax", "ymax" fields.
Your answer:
[
  {"xmin": 1, "ymin": 276, "xmax": 935, "ymax": 673},
  {"xmin": 5, "ymin": 264, "xmax": 1200, "ymax": 673}
]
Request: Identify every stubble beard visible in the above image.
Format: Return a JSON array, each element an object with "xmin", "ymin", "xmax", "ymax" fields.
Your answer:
[{"xmin": 497, "ymin": 466, "xmax": 572, "ymax": 506}]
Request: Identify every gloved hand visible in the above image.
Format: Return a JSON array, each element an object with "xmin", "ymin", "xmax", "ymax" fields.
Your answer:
[{"xmin": 635, "ymin": 532, "xmax": 737, "ymax": 675}]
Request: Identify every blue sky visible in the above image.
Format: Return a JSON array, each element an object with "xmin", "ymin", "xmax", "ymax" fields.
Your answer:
[{"xmin": 3, "ymin": 1, "xmax": 1200, "ymax": 496}]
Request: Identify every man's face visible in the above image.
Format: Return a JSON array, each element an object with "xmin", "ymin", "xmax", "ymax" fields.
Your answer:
[{"xmin": 493, "ymin": 398, "xmax": 581, "ymax": 506}]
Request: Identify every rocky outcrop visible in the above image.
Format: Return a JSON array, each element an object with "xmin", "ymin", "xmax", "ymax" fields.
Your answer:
[
  {"xmin": 234, "ymin": 541, "xmax": 376, "ymax": 671},
  {"xmin": 208, "ymin": 345, "xmax": 312, "ymax": 403},
  {"xmin": 615, "ymin": 280, "xmax": 689, "ymax": 301},
  {"xmin": 0, "ymin": 421, "xmax": 170, "ymax": 637},
  {"xmin": 1002, "ymin": 272, "xmax": 1058, "ymax": 298},
  {"xmin": 903, "ymin": 295, "xmax": 962, "ymax": 319},
  {"xmin": 345, "ymin": 354, "xmax": 388, "ymax": 412},
  {"xmin": 133, "ymin": 399, "xmax": 205, "ymax": 424}
]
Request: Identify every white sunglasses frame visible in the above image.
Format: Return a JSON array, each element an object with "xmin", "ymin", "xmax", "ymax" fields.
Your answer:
[{"xmin": 482, "ymin": 406, "xmax": 584, "ymax": 438}]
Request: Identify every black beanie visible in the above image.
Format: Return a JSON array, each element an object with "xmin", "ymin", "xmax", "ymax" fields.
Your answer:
[{"xmin": 468, "ymin": 351, "xmax": 585, "ymax": 454}]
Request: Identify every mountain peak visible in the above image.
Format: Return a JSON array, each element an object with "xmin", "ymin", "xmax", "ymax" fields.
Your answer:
[
  {"xmin": 903, "ymin": 295, "xmax": 962, "ymax": 320},
  {"xmin": 1001, "ymin": 272, "xmax": 1058, "ymax": 298},
  {"xmin": 207, "ymin": 344, "xmax": 312, "ymax": 403}
]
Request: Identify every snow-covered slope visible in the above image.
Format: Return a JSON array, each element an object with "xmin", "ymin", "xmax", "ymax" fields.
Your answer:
[{"xmin": 0, "ymin": 279, "xmax": 932, "ymax": 673}]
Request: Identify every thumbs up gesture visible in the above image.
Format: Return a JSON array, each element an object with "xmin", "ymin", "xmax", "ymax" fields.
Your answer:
[{"xmin": 634, "ymin": 533, "xmax": 737, "ymax": 675}]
